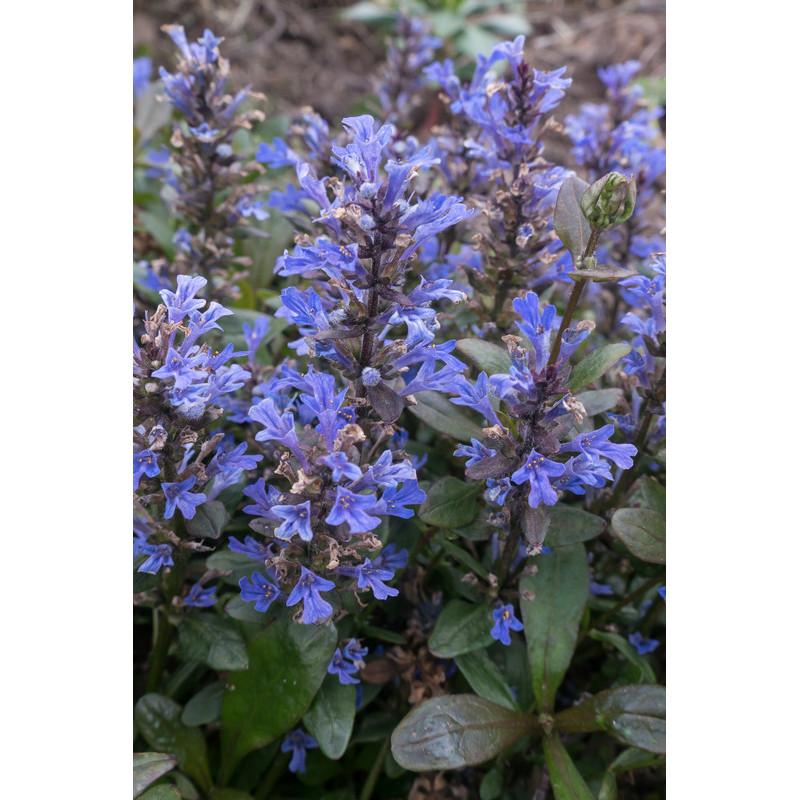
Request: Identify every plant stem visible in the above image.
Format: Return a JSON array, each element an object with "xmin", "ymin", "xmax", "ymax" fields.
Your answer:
[
  {"xmin": 145, "ymin": 557, "xmax": 186, "ymax": 693},
  {"xmin": 547, "ymin": 227, "xmax": 602, "ymax": 367},
  {"xmin": 253, "ymin": 751, "xmax": 290, "ymax": 800},
  {"xmin": 359, "ymin": 735, "xmax": 391, "ymax": 800}
]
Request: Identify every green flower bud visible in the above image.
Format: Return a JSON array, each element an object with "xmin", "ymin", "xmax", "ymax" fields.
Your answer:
[{"xmin": 579, "ymin": 172, "xmax": 637, "ymax": 231}]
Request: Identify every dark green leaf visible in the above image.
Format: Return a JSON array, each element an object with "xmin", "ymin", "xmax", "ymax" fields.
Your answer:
[
  {"xmin": 567, "ymin": 343, "xmax": 633, "ymax": 392},
  {"xmin": 219, "ymin": 614, "xmax": 337, "ymax": 781},
  {"xmin": 419, "ymin": 477, "xmax": 481, "ymax": 528},
  {"xmin": 181, "ymin": 682, "xmax": 226, "ymax": 727},
  {"xmin": 452, "ymin": 512, "xmax": 495, "ymax": 541},
  {"xmin": 138, "ymin": 786, "xmax": 182, "ymax": 800},
  {"xmin": 408, "ymin": 391, "xmax": 485, "ymax": 441},
  {"xmin": 519, "ymin": 545, "xmax": 590, "ymax": 712},
  {"xmin": 437, "ymin": 535, "xmax": 489, "ymax": 579},
  {"xmin": 554, "ymin": 177, "xmax": 591, "ymax": 261},
  {"xmin": 629, "ymin": 477, "xmax": 666, "ymax": 515},
  {"xmin": 428, "ymin": 600, "xmax": 495, "ymax": 658},
  {"xmin": 303, "ymin": 674, "xmax": 357, "ymax": 759},
  {"xmin": 361, "ymin": 625, "xmax": 407, "ymax": 645},
  {"xmin": 479, "ymin": 765, "xmax": 504, "ymax": 800},
  {"xmin": 185, "ymin": 501, "xmax": 229, "ymax": 540},
  {"xmin": 209, "ymin": 791, "xmax": 255, "ymax": 800},
  {"xmin": 542, "ymin": 736, "xmax": 595, "ymax": 800},
  {"xmin": 568, "ymin": 264, "xmax": 638, "ymax": 282},
  {"xmin": 546, "ymin": 506, "xmax": 606, "ymax": 548},
  {"xmin": 391, "ymin": 695, "xmax": 535, "ymax": 771},
  {"xmin": 609, "ymin": 746, "xmax": 666, "ymax": 773},
  {"xmin": 599, "ymin": 771, "xmax": 617, "ymax": 800},
  {"xmin": 554, "ymin": 684, "xmax": 666, "ymax": 752},
  {"xmin": 351, "ymin": 711, "xmax": 397, "ymax": 744},
  {"xmin": 176, "ymin": 614, "xmax": 249, "ymax": 671},
  {"xmin": 455, "ymin": 649, "xmax": 518, "ymax": 711},
  {"xmin": 224, "ymin": 595, "xmax": 272, "ymax": 623},
  {"xmin": 588, "ymin": 631, "xmax": 657, "ymax": 684},
  {"xmin": 134, "ymin": 694, "xmax": 212, "ymax": 793},
  {"xmin": 384, "ymin": 748, "xmax": 406, "ymax": 779},
  {"xmin": 133, "ymin": 753, "xmax": 178, "ymax": 798},
  {"xmin": 610, "ymin": 508, "xmax": 666, "ymax": 564},
  {"xmin": 455, "ymin": 339, "xmax": 512, "ymax": 375}
]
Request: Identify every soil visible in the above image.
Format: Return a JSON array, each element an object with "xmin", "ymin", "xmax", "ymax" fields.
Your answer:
[{"xmin": 133, "ymin": 0, "xmax": 665, "ymax": 134}]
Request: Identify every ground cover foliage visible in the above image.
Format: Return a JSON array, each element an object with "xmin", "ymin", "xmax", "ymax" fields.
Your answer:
[{"xmin": 133, "ymin": 11, "xmax": 666, "ymax": 799}]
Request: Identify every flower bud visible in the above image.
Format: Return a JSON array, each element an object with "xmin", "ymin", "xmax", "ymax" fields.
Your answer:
[{"xmin": 579, "ymin": 172, "xmax": 637, "ymax": 230}]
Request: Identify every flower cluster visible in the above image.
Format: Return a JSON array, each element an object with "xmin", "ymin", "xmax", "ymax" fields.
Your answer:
[
  {"xmin": 424, "ymin": 35, "xmax": 576, "ymax": 322},
  {"xmin": 133, "ymin": 275, "xmax": 260, "ymax": 573},
  {"xmin": 154, "ymin": 25, "xmax": 269, "ymax": 299},
  {"xmin": 232, "ymin": 364, "xmax": 417, "ymax": 624}
]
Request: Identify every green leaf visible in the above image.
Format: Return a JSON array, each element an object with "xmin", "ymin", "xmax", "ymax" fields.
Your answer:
[
  {"xmin": 567, "ymin": 343, "xmax": 633, "ymax": 392},
  {"xmin": 519, "ymin": 545, "xmax": 590, "ymax": 712},
  {"xmin": 184, "ymin": 501, "xmax": 229, "ymax": 540},
  {"xmin": 543, "ymin": 736, "xmax": 595, "ymax": 800},
  {"xmin": 361, "ymin": 625, "xmax": 407, "ymax": 645},
  {"xmin": 224, "ymin": 595, "xmax": 272, "ymax": 623},
  {"xmin": 588, "ymin": 630, "xmax": 657, "ymax": 684},
  {"xmin": 576, "ymin": 388, "xmax": 623, "ymax": 417},
  {"xmin": 568, "ymin": 264, "xmax": 638, "ymax": 283},
  {"xmin": 554, "ymin": 177, "xmax": 591, "ymax": 261},
  {"xmin": 219, "ymin": 614, "xmax": 337, "ymax": 781},
  {"xmin": 455, "ymin": 339, "xmax": 511, "ymax": 375},
  {"xmin": 479, "ymin": 765, "xmax": 504, "ymax": 800},
  {"xmin": 455, "ymin": 649, "xmax": 518, "ymax": 711},
  {"xmin": 133, "ymin": 752, "xmax": 178, "ymax": 798},
  {"xmin": 437, "ymin": 535, "xmax": 489, "ymax": 579},
  {"xmin": 408, "ymin": 391, "xmax": 485, "ymax": 441},
  {"xmin": 338, "ymin": 1, "xmax": 395, "ymax": 23},
  {"xmin": 428, "ymin": 600, "xmax": 496, "ymax": 658},
  {"xmin": 610, "ymin": 508, "xmax": 666, "ymax": 564},
  {"xmin": 598, "ymin": 772, "xmax": 617, "ymax": 800},
  {"xmin": 176, "ymin": 614, "xmax": 249, "ymax": 671},
  {"xmin": 134, "ymin": 81, "xmax": 173, "ymax": 148},
  {"xmin": 629, "ymin": 477, "xmax": 666, "ymax": 515},
  {"xmin": 480, "ymin": 13, "xmax": 531, "ymax": 36},
  {"xmin": 137, "ymin": 210, "xmax": 176, "ymax": 259},
  {"xmin": 134, "ymin": 694, "xmax": 212, "ymax": 793},
  {"xmin": 138, "ymin": 786, "xmax": 182, "ymax": 800},
  {"xmin": 418, "ymin": 477, "xmax": 481, "ymax": 528},
  {"xmin": 303, "ymin": 674, "xmax": 357, "ymax": 759},
  {"xmin": 554, "ymin": 684, "xmax": 666, "ymax": 752},
  {"xmin": 452, "ymin": 512, "xmax": 495, "ymax": 541},
  {"xmin": 181, "ymin": 682, "xmax": 226, "ymax": 727},
  {"xmin": 391, "ymin": 695, "xmax": 535, "ymax": 771},
  {"xmin": 209, "ymin": 791, "xmax": 255, "ymax": 800},
  {"xmin": 608, "ymin": 746, "xmax": 666, "ymax": 773},
  {"xmin": 546, "ymin": 505, "xmax": 606, "ymax": 548}
]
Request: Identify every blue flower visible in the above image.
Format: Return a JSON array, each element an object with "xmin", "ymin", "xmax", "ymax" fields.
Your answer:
[
  {"xmin": 560, "ymin": 425, "xmax": 637, "ymax": 469},
  {"xmin": 372, "ymin": 544, "xmax": 409, "ymax": 572},
  {"xmin": 510, "ymin": 449, "xmax": 565, "ymax": 508},
  {"xmin": 286, "ymin": 567, "xmax": 335, "ymax": 624},
  {"xmin": 281, "ymin": 729, "xmax": 318, "ymax": 774},
  {"xmin": 159, "ymin": 275, "xmax": 208, "ymax": 324},
  {"xmin": 133, "ymin": 449, "xmax": 160, "ymax": 490},
  {"xmin": 490, "ymin": 604, "xmax": 524, "ymax": 646},
  {"xmin": 327, "ymin": 648, "xmax": 361, "ymax": 685},
  {"xmin": 354, "ymin": 558, "xmax": 399, "ymax": 600},
  {"xmin": 450, "ymin": 372, "xmax": 502, "ymax": 427},
  {"xmin": 343, "ymin": 638, "xmax": 368, "ymax": 666},
  {"xmin": 228, "ymin": 536, "xmax": 273, "ymax": 560},
  {"xmin": 239, "ymin": 572, "xmax": 280, "ymax": 612},
  {"xmin": 185, "ymin": 583, "xmax": 218, "ymax": 607},
  {"xmin": 137, "ymin": 544, "xmax": 174, "ymax": 574},
  {"xmin": 325, "ymin": 488, "xmax": 381, "ymax": 534},
  {"xmin": 243, "ymin": 316, "xmax": 271, "ymax": 364},
  {"xmin": 657, "ymin": 586, "xmax": 666, "ymax": 602},
  {"xmin": 318, "ymin": 452, "xmax": 362, "ymax": 484},
  {"xmin": 453, "ymin": 438, "xmax": 497, "ymax": 467},
  {"xmin": 374, "ymin": 481, "xmax": 426, "ymax": 519},
  {"xmin": 133, "ymin": 56, "xmax": 152, "ymax": 97},
  {"xmin": 628, "ymin": 632, "xmax": 659, "ymax": 655},
  {"xmin": 161, "ymin": 476, "xmax": 207, "ymax": 520},
  {"xmin": 272, "ymin": 501, "xmax": 314, "ymax": 542},
  {"xmin": 242, "ymin": 479, "xmax": 283, "ymax": 518}
]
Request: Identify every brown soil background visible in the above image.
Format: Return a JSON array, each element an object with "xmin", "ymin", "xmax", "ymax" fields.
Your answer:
[{"xmin": 133, "ymin": 0, "xmax": 665, "ymax": 136}]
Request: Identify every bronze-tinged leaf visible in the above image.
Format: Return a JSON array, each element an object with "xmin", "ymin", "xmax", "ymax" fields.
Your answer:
[{"xmin": 391, "ymin": 695, "xmax": 536, "ymax": 771}]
